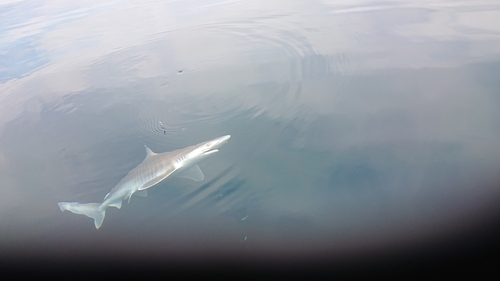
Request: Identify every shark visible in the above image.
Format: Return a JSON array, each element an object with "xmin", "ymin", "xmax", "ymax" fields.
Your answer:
[{"xmin": 57, "ymin": 135, "xmax": 231, "ymax": 229}]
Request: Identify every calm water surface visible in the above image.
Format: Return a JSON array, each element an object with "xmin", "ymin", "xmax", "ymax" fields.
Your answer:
[{"xmin": 1, "ymin": 0, "xmax": 500, "ymax": 272}]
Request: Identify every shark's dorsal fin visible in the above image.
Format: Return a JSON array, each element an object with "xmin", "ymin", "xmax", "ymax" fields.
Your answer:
[
  {"xmin": 144, "ymin": 145, "xmax": 156, "ymax": 157},
  {"xmin": 174, "ymin": 164, "xmax": 205, "ymax": 181}
]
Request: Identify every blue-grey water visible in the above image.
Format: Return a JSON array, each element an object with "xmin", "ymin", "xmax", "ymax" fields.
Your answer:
[{"xmin": 1, "ymin": 0, "xmax": 500, "ymax": 274}]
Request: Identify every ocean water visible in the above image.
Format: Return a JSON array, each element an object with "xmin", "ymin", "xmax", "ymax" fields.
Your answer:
[{"xmin": 1, "ymin": 0, "xmax": 499, "ymax": 274}]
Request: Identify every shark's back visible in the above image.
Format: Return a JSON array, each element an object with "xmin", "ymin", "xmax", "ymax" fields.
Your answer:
[{"xmin": 108, "ymin": 147, "xmax": 194, "ymax": 195}]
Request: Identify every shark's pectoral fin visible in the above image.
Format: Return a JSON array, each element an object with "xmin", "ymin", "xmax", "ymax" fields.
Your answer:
[
  {"xmin": 136, "ymin": 190, "xmax": 148, "ymax": 197},
  {"xmin": 174, "ymin": 164, "xmax": 205, "ymax": 181},
  {"xmin": 138, "ymin": 167, "xmax": 177, "ymax": 191}
]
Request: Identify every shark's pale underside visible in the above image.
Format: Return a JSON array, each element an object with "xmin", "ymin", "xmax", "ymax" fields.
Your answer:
[{"xmin": 58, "ymin": 135, "xmax": 231, "ymax": 229}]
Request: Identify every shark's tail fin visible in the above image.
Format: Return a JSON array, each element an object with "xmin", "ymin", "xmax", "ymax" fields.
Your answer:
[{"xmin": 58, "ymin": 202, "xmax": 106, "ymax": 229}]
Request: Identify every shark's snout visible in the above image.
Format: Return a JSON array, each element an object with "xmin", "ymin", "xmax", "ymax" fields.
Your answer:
[
  {"xmin": 219, "ymin": 135, "xmax": 231, "ymax": 144},
  {"xmin": 201, "ymin": 135, "xmax": 230, "ymax": 155}
]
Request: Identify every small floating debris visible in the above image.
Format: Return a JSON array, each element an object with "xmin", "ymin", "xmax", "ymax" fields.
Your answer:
[
  {"xmin": 158, "ymin": 121, "xmax": 167, "ymax": 134},
  {"xmin": 241, "ymin": 215, "xmax": 249, "ymax": 221},
  {"xmin": 244, "ymin": 236, "xmax": 247, "ymax": 241},
  {"xmin": 177, "ymin": 70, "xmax": 183, "ymax": 74}
]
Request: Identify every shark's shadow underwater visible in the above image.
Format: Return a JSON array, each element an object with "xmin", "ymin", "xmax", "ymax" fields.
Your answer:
[{"xmin": 58, "ymin": 135, "xmax": 231, "ymax": 229}]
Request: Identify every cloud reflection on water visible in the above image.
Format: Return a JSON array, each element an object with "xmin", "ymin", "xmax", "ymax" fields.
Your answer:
[{"xmin": 0, "ymin": 0, "xmax": 499, "ymax": 268}]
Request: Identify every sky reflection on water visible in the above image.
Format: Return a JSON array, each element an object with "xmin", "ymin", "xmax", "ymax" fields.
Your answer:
[{"xmin": 1, "ymin": 0, "xmax": 500, "ymax": 275}]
